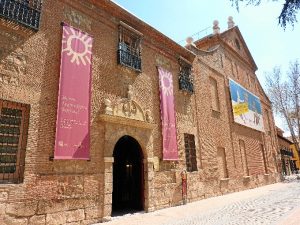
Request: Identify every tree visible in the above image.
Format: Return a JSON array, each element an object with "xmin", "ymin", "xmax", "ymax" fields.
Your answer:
[
  {"xmin": 230, "ymin": 0, "xmax": 300, "ymax": 28},
  {"xmin": 265, "ymin": 60, "xmax": 300, "ymax": 152}
]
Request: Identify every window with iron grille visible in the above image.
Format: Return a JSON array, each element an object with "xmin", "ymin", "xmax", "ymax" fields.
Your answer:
[
  {"xmin": 118, "ymin": 22, "xmax": 142, "ymax": 72},
  {"xmin": 184, "ymin": 133, "xmax": 197, "ymax": 172},
  {"xmin": 0, "ymin": 0, "xmax": 42, "ymax": 30},
  {"xmin": 179, "ymin": 60, "xmax": 193, "ymax": 94},
  {"xmin": 0, "ymin": 99, "xmax": 30, "ymax": 184}
]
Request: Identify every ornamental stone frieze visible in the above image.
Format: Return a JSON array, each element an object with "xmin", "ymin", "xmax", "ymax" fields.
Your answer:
[
  {"xmin": 64, "ymin": 6, "xmax": 92, "ymax": 31},
  {"xmin": 104, "ymin": 85, "xmax": 153, "ymax": 123},
  {"xmin": 0, "ymin": 48, "xmax": 27, "ymax": 76}
]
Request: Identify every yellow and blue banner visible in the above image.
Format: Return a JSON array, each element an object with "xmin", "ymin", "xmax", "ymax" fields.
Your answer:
[{"xmin": 229, "ymin": 79, "xmax": 264, "ymax": 132}]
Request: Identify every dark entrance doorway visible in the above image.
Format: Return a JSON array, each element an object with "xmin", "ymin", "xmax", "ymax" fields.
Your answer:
[{"xmin": 112, "ymin": 135, "xmax": 144, "ymax": 215}]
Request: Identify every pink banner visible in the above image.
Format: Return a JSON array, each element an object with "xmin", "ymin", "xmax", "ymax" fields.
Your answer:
[
  {"xmin": 54, "ymin": 23, "xmax": 93, "ymax": 160},
  {"xmin": 158, "ymin": 67, "xmax": 179, "ymax": 160}
]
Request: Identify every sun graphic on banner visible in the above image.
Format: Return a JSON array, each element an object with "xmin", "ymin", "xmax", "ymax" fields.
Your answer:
[
  {"xmin": 160, "ymin": 71, "xmax": 173, "ymax": 96},
  {"xmin": 62, "ymin": 27, "xmax": 92, "ymax": 66}
]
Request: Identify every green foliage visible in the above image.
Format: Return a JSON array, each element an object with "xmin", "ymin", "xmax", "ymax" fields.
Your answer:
[{"xmin": 230, "ymin": 0, "xmax": 300, "ymax": 28}]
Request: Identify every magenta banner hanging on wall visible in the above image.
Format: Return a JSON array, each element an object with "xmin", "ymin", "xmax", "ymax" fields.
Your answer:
[
  {"xmin": 54, "ymin": 23, "xmax": 93, "ymax": 160},
  {"xmin": 158, "ymin": 67, "xmax": 179, "ymax": 160}
]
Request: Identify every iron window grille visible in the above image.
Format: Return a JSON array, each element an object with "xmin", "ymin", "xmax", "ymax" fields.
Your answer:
[
  {"xmin": 280, "ymin": 149, "xmax": 293, "ymax": 157},
  {"xmin": 179, "ymin": 60, "xmax": 193, "ymax": 94},
  {"xmin": 0, "ymin": 0, "xmax": 42, "ymax": 30},
  {"xmin": 0, "ymin": 99, "xmax": 30, "ymax": 184},
  {"xmin": 117, "ymin": 24, "xmax": 142, "ymax": 72},
  {"xmin": 184, "ymin": 133, "xmax": 197, "ymax": 172}
]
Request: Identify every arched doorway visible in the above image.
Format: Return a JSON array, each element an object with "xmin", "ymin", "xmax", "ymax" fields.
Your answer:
[{"xmin": 112, "ymin": 135, "xmax": 144, "ymax": 215}]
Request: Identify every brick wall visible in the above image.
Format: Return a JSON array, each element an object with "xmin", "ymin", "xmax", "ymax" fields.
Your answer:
[{"xmin": 0, "ymin": 0, "xmax": 281, "ymax": 224}]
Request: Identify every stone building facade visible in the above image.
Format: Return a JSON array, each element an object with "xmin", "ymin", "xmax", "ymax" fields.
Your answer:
[{"xmin": 0, "ymin": 0, "xmax": 280, "ymax": 224}]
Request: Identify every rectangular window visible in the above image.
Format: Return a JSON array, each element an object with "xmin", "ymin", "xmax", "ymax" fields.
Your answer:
[
  {"xmin": 118, "ymin": 22, "xmax": 142, "ymax": 72},
  {"xmin": 0, "ymin": 99, "xmax": 30, "ymax": 184},
  {"xmin": 0, "ymin": 0, "xmax": 42, "ymax": 30},
  {"xmin": 209, "ymin": 77, "xmax": 220, "ymax": 112},
  {"xmin": 217, "ymin": 147, "xmax": 228, "ymax": 178},
  {"xmin": 184, "ymin": 134, "xmax": 197, "ymax": 172},
  {"xmin": 261, "ymin": 144, "xmax": 268, "ymax": 174},
  {"xmin": 179, "ymin": 59, "xmax": 193, "ymax": 94},
  {"xmin": 239, "ymin": 140, "xmax": 249, "ymax": 176}
]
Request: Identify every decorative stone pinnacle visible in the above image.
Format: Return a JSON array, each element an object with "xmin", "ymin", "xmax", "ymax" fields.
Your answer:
[
  {"xmin": 213, "ymin": 20, "xmax": 220, "ymax": 34},
  {"xmin": 128, "ymin": 85, "xmax": 133, "ymax": 100},
  {"xmin": 185, "ymin": 37, "xmax": 195, "ymax": 46},
  {"xmin": 228, "ymin": 16, "xmax": 235, "ymax": 29}
]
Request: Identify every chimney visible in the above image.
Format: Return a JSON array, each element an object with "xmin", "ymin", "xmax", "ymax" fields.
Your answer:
[
  {"xmin": 213, "ymin": 20, "xmax": 220, "ymax": 34},
  {"xmin": 228, "ymin": 16, "xmax": 235, "ymax": 29}
]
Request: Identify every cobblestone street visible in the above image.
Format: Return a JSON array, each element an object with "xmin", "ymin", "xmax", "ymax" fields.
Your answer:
[{"xmin": 98, "ymin": 178, "xmax": 300, "ymax": 225}]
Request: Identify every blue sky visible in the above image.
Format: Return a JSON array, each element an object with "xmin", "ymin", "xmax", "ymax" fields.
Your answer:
[{"xmin": 112, "ymin": 0, "xmax": 300, "ymax": 132}]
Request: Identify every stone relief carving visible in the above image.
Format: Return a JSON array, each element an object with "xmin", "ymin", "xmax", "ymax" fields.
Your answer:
[
  {"xmin": 104, "ymin": 85, "xmax": 152, "ymax": 123},
  {"xmin": 0, "ymin": 74, "xmax": 19, "ymax": 86},
  {"xmin": 145, "ymin": 110, "xmax": 153, "ymax": 123},
  {"xmin": 155, "ymin": 54, "xmax": 171, "ymax": 70},
  {"xmin": 64, "ymin": 6, "xmax": 92, "ymax": 31},
  {"xmin": 0, "ymin": 47, "xmax": 25, "ymax": 86},
  {"xmin": 0, "ymin": 48, "xmax": 27, "ymax": 76}
]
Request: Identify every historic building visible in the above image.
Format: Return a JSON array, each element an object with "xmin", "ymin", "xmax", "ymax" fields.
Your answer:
[
  {"xmin": 0, "ymin": 0, "xmax": 280, "ymax": 224},
  {"xmin": 290, "ymin": 143, "xmax": 300, "ymax": 173},
  {"xmin": 277, "ymin": 128, "xmax": 296, "ymax": 175}
]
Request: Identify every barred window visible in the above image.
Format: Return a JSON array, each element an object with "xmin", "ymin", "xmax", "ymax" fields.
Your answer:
[
  {"xmin": 0, "ymin": 0, "xmax": 42, "ymax": 30},
  {"xmin": 0, "ymin": 99, "xmax": 30, "ymax": 184},
  {"xmin": 179, "ymin": 59, "xmax": 193, "ymax": 93},
  {"xmin": 118, "ymin": 22, "xmax": 142, "ymax": 72},
  {"xmin": 184, "ymin": 134, "xmax": 197, "ymax": 172}
]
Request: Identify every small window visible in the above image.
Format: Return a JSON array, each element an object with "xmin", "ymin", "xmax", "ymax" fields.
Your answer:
[
  {"xmin": 261, "ymin": 144, "xmax": 268, "ymax": 174},
  {"xmin": 179, "ymin": 59, "xmax": 193, "ymax": 93},
  {"xmin": 217, "ymin": 147, "xmax": 228, "ymax": 178},
  {"xmin": 239, "ymin": 140, "xmax": 249, "ymax": 176},
  {"xmin": 118, "ymin": 22, "xmax": 142, "ymax": 72},
  {"xmin": 209, "ymin": 77, "xmax": 220, "ymax": 112},
  {"xmin": 184, "ymin": 134, "xmax": 197, "ymax": 172},
  {"xmin": 0, "ymin": 99, "xmax": 30, "ymax": 184}
]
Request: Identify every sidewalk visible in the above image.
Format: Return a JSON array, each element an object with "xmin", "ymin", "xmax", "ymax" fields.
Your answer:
[
  {"xmin": 277, "ymin": 174, "xmax": 300, "ymax": 225},
  {"xmin": 278, "ymin": 207, "xmax": 300, "ymax": 225},
  {"xmin": 95, "ymin": 179, "xmax": 300, "ymax": 225}
]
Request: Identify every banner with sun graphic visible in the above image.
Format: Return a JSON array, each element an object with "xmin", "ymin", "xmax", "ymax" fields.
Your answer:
[
  {"xmin": 158, "ymin": 67, "xmax": 179, "ymax": 160},
  {"xmin": 54, "ymin": 23, "xmax": 93, "ymax": 160}
]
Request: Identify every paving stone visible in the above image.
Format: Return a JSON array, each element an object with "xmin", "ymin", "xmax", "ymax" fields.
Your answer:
[{"xmin": 95, "ymin": 179, "xmax": 300, "ymax": 225}]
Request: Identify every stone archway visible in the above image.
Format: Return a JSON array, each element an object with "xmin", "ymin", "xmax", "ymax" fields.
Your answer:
[
  {"xmin": 99, "ymin": 88, "xmax": 156, "ymax": 219},
  {"xmin": 112, "ymin": 135, "xmax": 144, "ymax": 215},
  {"xmin": 99, "ymin": 114, "xmax": 155, "ymax": 219}
]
